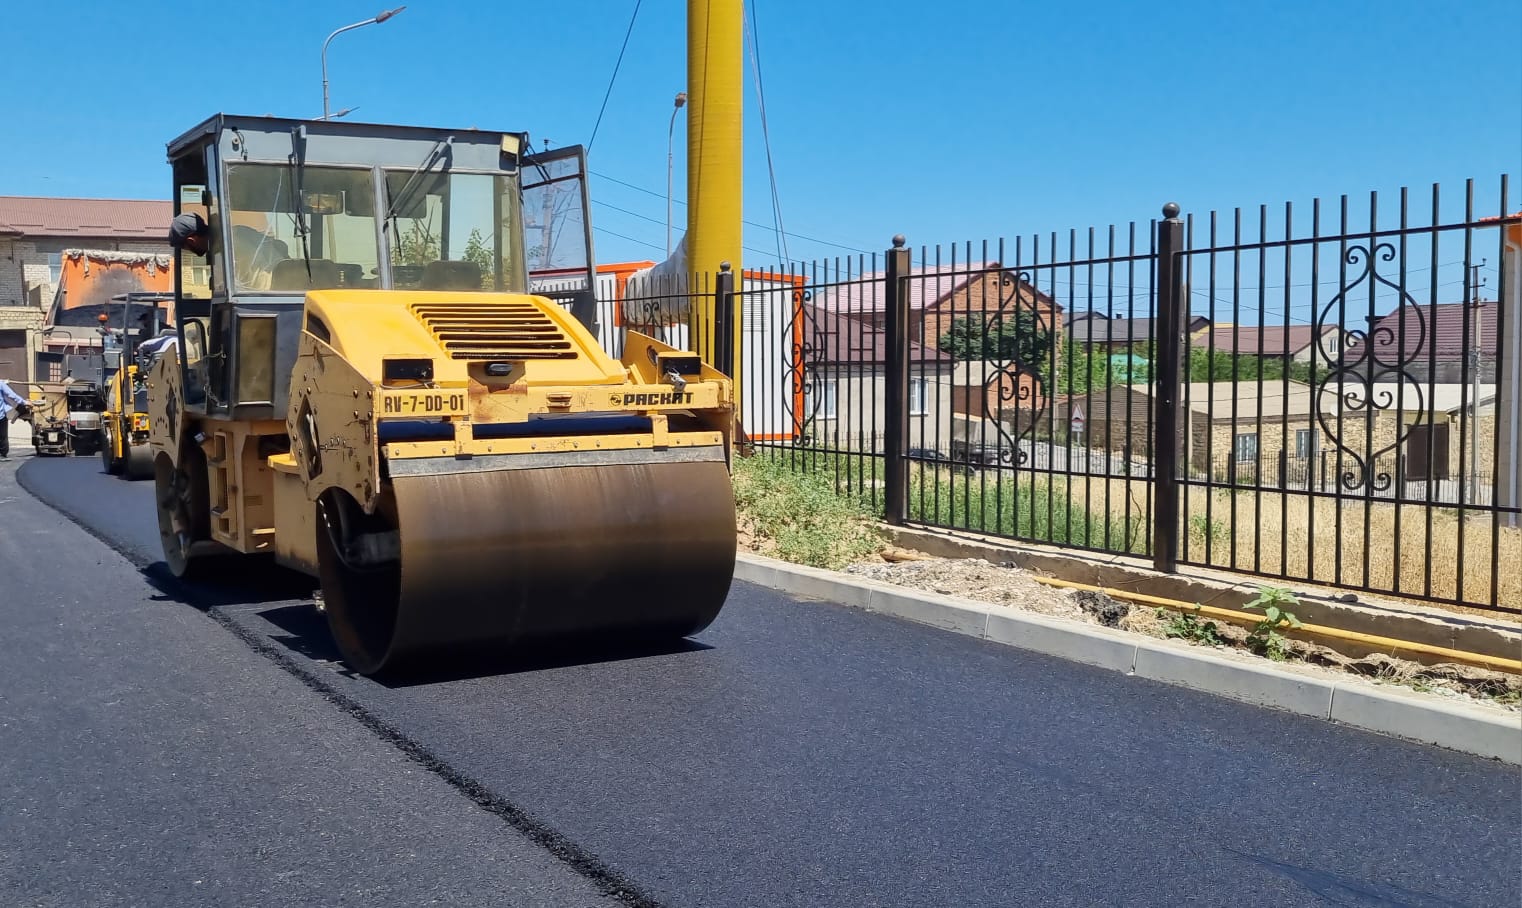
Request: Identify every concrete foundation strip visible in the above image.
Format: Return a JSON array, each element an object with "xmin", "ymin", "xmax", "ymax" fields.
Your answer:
[{"xmin": 734, "ymin": 553, "xmax": 1522, "ymax": 765}]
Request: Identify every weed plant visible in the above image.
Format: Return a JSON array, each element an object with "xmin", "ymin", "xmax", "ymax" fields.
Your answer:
[{"xmin": 732, "ymin": 453, "xmax": 883, "ymax": 569}]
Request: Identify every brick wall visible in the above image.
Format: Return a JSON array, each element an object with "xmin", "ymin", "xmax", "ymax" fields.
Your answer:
[
  {"xmin": 1202, "ymin": 416, "xmax": 1328, "ymax": 481},
  {"xmin": 1362, "ymin": 410, "xmax": 1498, "ymax": 476},
  {"xmin": 921, "ymin": 271, "xmax": 1063, "ymax": 357},
  {"xmin": 1, "ymin": 238, "xmax": 43, "ymax": 308}
]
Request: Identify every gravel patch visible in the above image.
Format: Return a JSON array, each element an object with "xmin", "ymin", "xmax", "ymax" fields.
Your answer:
[
  {"xmin": 846, "ymin": 557, "xmax": 1095, "ymax": 623},
  {"xmin": 843, "ymin": 554, "xmax": 1521, "ymax": 711}
]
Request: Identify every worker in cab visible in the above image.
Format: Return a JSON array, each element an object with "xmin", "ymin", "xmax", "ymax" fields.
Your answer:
[
  {"xmin": 168, "ymin": 212, "xmax": 211, "ymax": 256},
  {"xmin": 231, "ymin": 225, "xmax": 290, "ymax": 291}
]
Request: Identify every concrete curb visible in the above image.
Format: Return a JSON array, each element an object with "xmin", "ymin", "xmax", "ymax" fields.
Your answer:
[{"xmin": 734, "ymin": 553, "xmax": 1522, "ymax": 765}]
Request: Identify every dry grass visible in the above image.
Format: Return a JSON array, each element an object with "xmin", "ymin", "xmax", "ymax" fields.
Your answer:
[
  {"xmin": 755, "ymin": 445, "xmax": 1520, "ymax": 617},
  {"xmin": 1036, "ymin": 473, "xmax": 1521, "ymax": 616}
]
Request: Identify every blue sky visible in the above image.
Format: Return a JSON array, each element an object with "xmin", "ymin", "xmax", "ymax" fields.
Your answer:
[{"xmin": 1, "ymin": 0, "xmax": 1517, "ymax": 275}]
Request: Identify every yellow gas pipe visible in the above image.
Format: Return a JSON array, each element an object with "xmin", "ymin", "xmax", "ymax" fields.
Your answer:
[
  {"xmin": 687, "ymin": 0, "xmax": 743, "ymax": 392},
  {"xmin": 1029, "ymin": 574, "xmax": 1522, "ymax": 675}
]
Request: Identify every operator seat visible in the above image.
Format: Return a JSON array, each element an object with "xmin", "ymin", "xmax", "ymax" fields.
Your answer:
[
  {"xmin": 420, "ymin": 260, "xmax": 482, "ymax": 291},
  {"xmin": 270, "ymin": 259, "xmax": 342, "ymax": 292}
]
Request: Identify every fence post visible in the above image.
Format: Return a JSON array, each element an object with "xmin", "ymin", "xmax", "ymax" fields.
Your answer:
[
  {"xmin": 1153, "ymin": 204, "xmax": 1184, "ymax": 572},
  {"xmin": 714, "ymin": 261, "xmax": 737, "ymax": 378},
  {"xmin": 883, "ymin": 235, "xmax": 911, "ymax": 525}
]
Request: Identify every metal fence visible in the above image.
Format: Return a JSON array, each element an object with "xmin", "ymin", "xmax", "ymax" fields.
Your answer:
[{"xmin": 703, "ymin": 177, "xmax": 1520, "ymax": 614}]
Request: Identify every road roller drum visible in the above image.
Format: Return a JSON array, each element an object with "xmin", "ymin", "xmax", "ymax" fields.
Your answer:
[{"xmin": 318, "ymin": 448, "xmax": 736, "ymax": 675}]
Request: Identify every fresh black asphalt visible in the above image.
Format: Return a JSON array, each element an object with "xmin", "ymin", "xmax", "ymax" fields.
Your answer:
[
  {"xmin": 8, "ymin": 455, "xmax": 1522, "ymax": 907},
  {"xmin": 0, "ymin": 459, "xmax": 624, "ymax": 907}
]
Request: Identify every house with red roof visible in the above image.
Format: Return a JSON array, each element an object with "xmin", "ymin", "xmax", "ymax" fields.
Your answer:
[
  {"xmin": 811, "ymin": 262, "xmax": 1063, "ymax": 445},
  {"xmin": 1340, "ymin": 300, "xmax": 1499, "ymax": 384},
  {"xmin": 1191, "ymin": 323, "xmax": 1340, "ymax": 364}
]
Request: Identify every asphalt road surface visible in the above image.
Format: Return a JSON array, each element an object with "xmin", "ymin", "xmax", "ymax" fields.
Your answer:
[{"xmin": 6, "ymin": 454, "xmax": 1520, "ymax": 907}]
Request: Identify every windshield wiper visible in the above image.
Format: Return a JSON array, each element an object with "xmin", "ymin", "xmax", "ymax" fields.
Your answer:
[
  {"xmin": 384, "ymin": 136, "xmax": 454, "ymax": 227},
  {"xmin": 289, "ymin": 125, "xmax": 314, "ymax": 283}
]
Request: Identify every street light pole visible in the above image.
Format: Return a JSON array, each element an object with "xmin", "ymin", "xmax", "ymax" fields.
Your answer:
[
  {"xmin": 667, "ymin": 91, "xmax": 687, "ymax": 256},
  {"xmin": 322, "ymin": 7, "xmax": 406, "ymax": 121}
]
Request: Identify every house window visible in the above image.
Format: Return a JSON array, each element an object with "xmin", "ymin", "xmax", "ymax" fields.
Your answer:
[
  {"xmin": 909, "ymin": 377, "xmax": 928, "ymax": 416},
  {"xmin": 46, "ymin": 253, "xmax": 62, "ymax": 286},
  {"xmin": 806, "ymin": 379, "xmax": 838, "ymax": 420},
  {"xmin": 1234, "ymin": 432, "xmax": 1259, "ymax": 463},
  {"xmin": 1295, "ymin": 429, "xmax": 1314, "ymax": 458}
]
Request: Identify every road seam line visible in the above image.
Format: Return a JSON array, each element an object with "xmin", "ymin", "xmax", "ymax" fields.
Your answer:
[{"xmin": 14, "ymin": 461, "xmax": 668, "ymax": 908}]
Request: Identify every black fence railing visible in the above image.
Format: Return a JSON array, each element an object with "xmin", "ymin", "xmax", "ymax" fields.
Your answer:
[{"xmin": 721, "ymin": 176, "xmax": 1519, "ymax": 614}]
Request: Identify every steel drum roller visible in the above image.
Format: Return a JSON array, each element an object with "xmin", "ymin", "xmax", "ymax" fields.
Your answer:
[
  {"xmin": 125, "ymin": 444, "xmax": 154, "ymax": 480},
  {"xmin": 319, "ymin": 446, "xmax": 736, "ymax": 675}
]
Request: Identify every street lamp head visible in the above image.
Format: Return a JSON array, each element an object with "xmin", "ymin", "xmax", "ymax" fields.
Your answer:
[
  {"xmin": 674, "ymin": 91, "xmax": 687, "ymax": 109},
  {"xmin": 323, "ymin": 8, "xmax": 404, "ymax": 119}
]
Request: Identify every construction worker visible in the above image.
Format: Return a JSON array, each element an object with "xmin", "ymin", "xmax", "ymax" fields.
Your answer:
[
  {"xmin": 168, "ymin": 212, "xmax": 211, "ymax": 256},
  {"xmin": 171, "ymin": 213, "xmax": 289, "ymax": 290},
  {"xmin": 0, "ymin": 379, "xmax": 33, "ymax": 460},
  {"xmin": 137, "ymin": 327, "xmax": 179, "ymax": 362},
  {"xmin": 231, "ymin": 225, "xmax": 290, "ymax": 291}
]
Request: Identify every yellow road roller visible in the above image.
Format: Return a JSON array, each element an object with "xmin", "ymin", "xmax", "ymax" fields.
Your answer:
[
  {"xmin": 146, "ymin": 114, "xmax": 736, "ymax": 675},
  {"xmin": 101, "ymin": 292, "xmax": 173, "ymax": 480}
]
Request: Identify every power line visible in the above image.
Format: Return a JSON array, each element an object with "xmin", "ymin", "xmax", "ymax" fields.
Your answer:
[
  {"xmin": 586, "ymin": 0, "xmax": 643, "ymax": 154},
  {"xmin": 595, "ymin": 198, "xmax": 671, "ymax": 227},
  {"xmin": 592, "ymin": 219, "xmax": 785, "ymax": 262},
  {"xmin": 745, "ymin": 0, "xmax": 788, "ymax": 264},
  {"xmin": 594, "ymin": 225, "xmax": 664, "ymax": 252},
  {"xmin": 584, "ymin": 165, "xmax": 876, "ymax": 250}
]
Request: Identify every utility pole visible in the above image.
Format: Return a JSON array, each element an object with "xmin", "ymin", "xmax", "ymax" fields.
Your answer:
[
  {"xmin": 1468, "ymin": 260, "xmax": 1487, "ymax": 505},
  {"xmin": 540, "ymin": 139, "xmax": 555, "ymax": 271}
]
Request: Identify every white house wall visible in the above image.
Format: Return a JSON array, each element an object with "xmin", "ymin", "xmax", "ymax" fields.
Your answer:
[{"xmin": 534, "ymin": 268, "xmax": 802, "ymax": 441}]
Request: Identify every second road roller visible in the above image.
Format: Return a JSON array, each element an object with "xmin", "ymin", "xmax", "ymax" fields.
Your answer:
[{"xmin": 146, "ymin": 114, "xmax": 737, "ymax": 676}]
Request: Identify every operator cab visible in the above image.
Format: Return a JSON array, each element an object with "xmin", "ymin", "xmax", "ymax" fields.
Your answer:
[{"xmin": 164, "ymin": 113, "xmax": 597, "ymax": 420}]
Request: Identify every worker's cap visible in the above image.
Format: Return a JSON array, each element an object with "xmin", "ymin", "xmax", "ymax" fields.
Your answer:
[{"xmin": 168, "ymin": 212, "xmax": 209, "ymax": 248}]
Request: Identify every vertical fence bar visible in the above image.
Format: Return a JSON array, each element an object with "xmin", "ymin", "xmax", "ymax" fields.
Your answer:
[
  {"xmin": 1153, "ymin": 203, "xmax": 1185, "ymax": 572},
  {"xmin": 884, "ymin": 235, "xmax": 911, "ymax": 525},
  {"xmin": 713, "ymin": 261, "xmax": 736, "ymax": 383}
]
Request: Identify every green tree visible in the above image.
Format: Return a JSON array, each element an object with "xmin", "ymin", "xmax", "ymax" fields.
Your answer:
[
  {"xmin": 1186, "ymin": 347, "xmax": 1327, "ymax": 386},
  {"xmin": 461, "ymin": 228, "xmax": 495, "ymax": 289},
  {"xmin": 1056, "ymin": 338, "xmax": 1117, "ymax": 395},
  {"xmin": 392, "ymin": 219, "xmax": 439, "ymax": 265},
  {"xmin": 939, "ymin": 312, "xmax": 1054, "ymax": 381}
]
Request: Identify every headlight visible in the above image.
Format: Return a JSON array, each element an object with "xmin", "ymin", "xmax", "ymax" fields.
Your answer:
[{"xmin": 133, "ymin": 414, "xmax": 150, "ymax": 431}]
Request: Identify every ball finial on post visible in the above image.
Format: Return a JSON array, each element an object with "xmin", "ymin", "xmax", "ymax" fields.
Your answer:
[
  {"xmin": 1162, "ymin": 202, "xmax": 1181, "ymax": 219},
  {"xmin": 891, "ymin": 234, "xmax": 906, "ymax": 249}
]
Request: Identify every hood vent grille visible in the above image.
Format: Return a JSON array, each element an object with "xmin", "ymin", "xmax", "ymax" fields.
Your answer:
[{"xmin": 411, "ymin": 302, "xmax": 577, "ymax": 361}]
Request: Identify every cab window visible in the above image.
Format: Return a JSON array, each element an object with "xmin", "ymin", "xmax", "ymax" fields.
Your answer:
[
  {"xmin": 384, "ymin": 171, "xmax": 524, "ymax": 292},
  {"xmin": 225, "ymin": 164, "xmax": 380, "ymax": 293}
]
